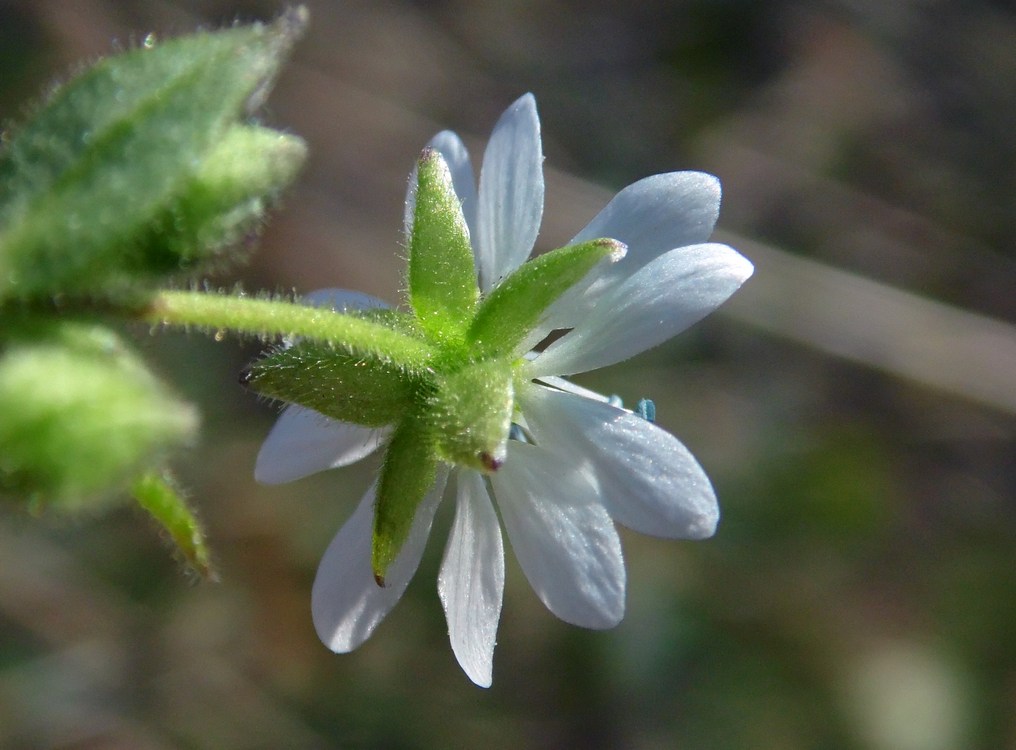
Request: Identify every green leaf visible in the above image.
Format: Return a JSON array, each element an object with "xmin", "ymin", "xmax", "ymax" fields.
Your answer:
[
  {"xmin": 246, "ymin": 340, "xmax": 422, "ymax": 427},
  {"xmin": 133, "ymin": 471, "xmax": 215, "ymax": 580},
  {"xmin": 467, "ymin": 238, "xmax": 626, "ymax": 358},
  {"xmin": 0, "ymin": 320, "xmax": 198, "ymax": 510},
  {"xmin": 428, "ymin": 359, "xmax": 514, "ymax": 472},
  {"xmin": 372, "ymin": 417, "xmax": 438, "ymax": 585},
  {"xmin": 0, "ymin": 7, "xmax": 307, "ymax": 299},
  {"xmin": 407, "ymin": 148, "xmax": 479, "ymax": 342}
]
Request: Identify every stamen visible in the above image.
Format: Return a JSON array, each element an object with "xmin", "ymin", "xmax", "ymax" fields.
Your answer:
[
  {"xmin": 636, "ymin": 398, "xmax": 656, "ymax": 423},
  {"xmin": 508, "ymin": 423, "xmax": 530, "ymax": 443}
]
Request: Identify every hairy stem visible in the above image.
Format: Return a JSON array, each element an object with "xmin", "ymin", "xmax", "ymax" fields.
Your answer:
[{"xmin": 145, "ymin": 289, "xmax": 433, "ymax": 366}]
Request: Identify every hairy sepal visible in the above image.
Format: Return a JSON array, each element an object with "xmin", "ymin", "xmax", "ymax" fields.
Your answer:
[
  {"xmin": 372, "ymin": 417, "xmax": 438, "ymax": 584},
  {"xmin": 406, "ymin": 149, "xmax": 479, "ymax": 342},
  {"xmin": 247, "ymin": 340, "xmax": 423, "ymax": 427},
  {"xmin": 467, "ymin": 238, "xmax": 625, "ymax": 358}
]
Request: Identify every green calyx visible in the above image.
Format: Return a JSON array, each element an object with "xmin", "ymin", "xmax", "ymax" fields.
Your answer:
[{"xmin": 244, "ymin": 148, "xmax": 625, "ymax": 583}]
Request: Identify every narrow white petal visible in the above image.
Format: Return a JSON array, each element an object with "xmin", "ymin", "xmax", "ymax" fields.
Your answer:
[
  {"xmin": 404, "ymin": 132, "xmax": 480, "ymax": 246},
  {"xmin": 312, "ymin": 468, "xmax": 448, "ymax": 653},
  {"xmin": 531, "ymin": 243, "xmax": 754, "ymax": 377},
  {"xmin": 476, "ymin": 93, "xmax": 544, "ymax": 292},
  {"xmin": 438, "ymin": 470, "xmax": 505, "ymax": 687},
  {"xmin": 520, "ymin": 385, "xmax": 719, "ymax": 539},
  {"xmin": 492, "ymin": 442, "xmax": 625, "ymax": 629},
  {"xmin": 542, "ymin": 172, "xmax": 723, "ymax": 330},
  {"xmin": 255, "ymin": 405, "xmax": 388, "ymax": 484}
]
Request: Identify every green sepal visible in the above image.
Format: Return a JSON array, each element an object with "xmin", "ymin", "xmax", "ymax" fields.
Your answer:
[
  {"xmin": 246, "ymin": 340, "xmax": 423, "ymax": 427},
  {"xmin": 407, "ymin": 148, "xmax": 479, "ymax": 342},
  {"xmin": 467, "ymin": 238, "xmax": 626, "ymax": 358},
  {"xmin": 428, "ymin": 359, "xmax": 513, "ymax": 472},
  {"xmin": 0, "ymin": 320, "xmax": 198, "ymax": 510},
  {"xmin": 0, "ymin": 8, "xmax": 307, "ymax": 299},
  {"xmin": 135, "ymin": 125, "xmax": 307, "ymax": 274},
  {"xmin": 372, "ymin": 417, "xmax": 438, "ymax": 585},
  {"xmin": 132, "ymin": 471, "xmax": 215, "ymax": 580}
]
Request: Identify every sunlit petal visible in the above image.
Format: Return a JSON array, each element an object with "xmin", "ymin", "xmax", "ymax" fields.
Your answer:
[
  {"xmin": 521, "ymin": 384, "xmax": 718, "ymax": 539},
  {"xmin": 438, "ymin": 470, "xmax": 505, "ymax": 687},
  {"xmin": 492, "ymin": 442, "xmax": 625, "ymax": 629},
  {"xmin": 540, "ymin": 172, "xmax": 722, "ymax": 331},
  {"xmin": 312, "ymin": 468, "xmax": 448, "ymax": 653},
  {"xmin": 255, "ymin": 405, "xmax": 388, "ymax": 484},
  {"xmin": 531, "ymin": 243, "xmax": 753, "ymax": 376},
  {"xmin": 476, "ymin": 93, "xmax": 544, "ymax": 292}
]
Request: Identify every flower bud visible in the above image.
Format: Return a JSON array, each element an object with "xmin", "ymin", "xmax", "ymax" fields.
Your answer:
[
  {"xmin": 0, "ymin": 322, "xmax": 198, "ymax": 511},
  {"xmin": 138, "ymin": 125, "xmax": 307, "ymax": 273},
  {"xmin": 0, "ymin": 9, "xmax": 307, "ymax": 300}
]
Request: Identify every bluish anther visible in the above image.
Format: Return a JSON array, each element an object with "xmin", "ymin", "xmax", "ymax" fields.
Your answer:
[
  {"xmin": 635, "ymin": 398, "xmax": 656, "ymax": 423},
  {"xmin": 508, "ymin": 423, "xmax": 530, "ymax": 443}
]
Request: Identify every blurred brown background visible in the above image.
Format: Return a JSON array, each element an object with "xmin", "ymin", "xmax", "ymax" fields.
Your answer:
[{"xmin": 1, "ymin": 1, "xmax": 1014, "ymax": 748}]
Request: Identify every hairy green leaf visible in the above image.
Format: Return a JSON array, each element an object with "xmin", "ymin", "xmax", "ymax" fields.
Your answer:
[
  {"xmin": 136, "ymin": 125, "xmax": 307, "ymax": 273},
  {"xmin": 133, "ymin": 471, "xmax": 215, "ymax": 580}
]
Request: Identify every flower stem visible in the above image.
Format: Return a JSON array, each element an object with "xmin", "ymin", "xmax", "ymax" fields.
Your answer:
[{"xmin": 145, "ymin": 289, "xmax": 433, "ymax": 365}]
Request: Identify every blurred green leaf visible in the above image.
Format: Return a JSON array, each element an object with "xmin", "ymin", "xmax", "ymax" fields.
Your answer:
[{"xmin": 135, "ymin": 124, "xmax": 307, "ymax": 274}]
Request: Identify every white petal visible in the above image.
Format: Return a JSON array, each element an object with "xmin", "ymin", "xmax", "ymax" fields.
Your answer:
[
  {"xmin": 543, "ymin": 172, "xmax": 723, "ymax": 331},
  {"xmin": 404, "ymin": 132, "xmax": 480, "ymax": 245},
  {"xmin": 476, "ymin": 93, "xmax": 544, "ymax": 292},
  {"xmin": 438, "ymin": 470, "xmax": 505, "ymax": 687},
  {"xmin": 573, "ymin": 171, "xmax": 721, "ymax": 270},
  {"xmin": 531, "ymin": 243, "xmax": 754, "ymax": 377},
  {"xmin": 299, "ymin": 288, "xmax": 389, "ymax": 312},
  {"xmin": 492, "ymin": 442, "xmax": 625, "ymax": 629},
  {"xmin": 255, "ymin": 405, "xmax": 388, "ymax": 484},
  {"xmin": 312, "ymin": 468, "xmax": 448, "ymax": 653},
  {"xmin": 520, "ymin": 384, "xmax": 718, "ymax": 539}
]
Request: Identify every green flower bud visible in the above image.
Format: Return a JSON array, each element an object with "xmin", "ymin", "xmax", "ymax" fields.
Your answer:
[
  {"xmin": 0, "ymin": 8, "xmax": 307, "ymax": 300},
  {"xmin": 134, "ymin": 125, "xmax": 307, "ymax": 274},
  {"xmin": 0, "ymin": 321, "xmax": 198, "ymax": 510}
]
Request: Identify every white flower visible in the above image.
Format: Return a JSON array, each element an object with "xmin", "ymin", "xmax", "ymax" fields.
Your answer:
[{"xmin": 255, "ymin": 94, "xmax": 753, "ymax": 687}]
